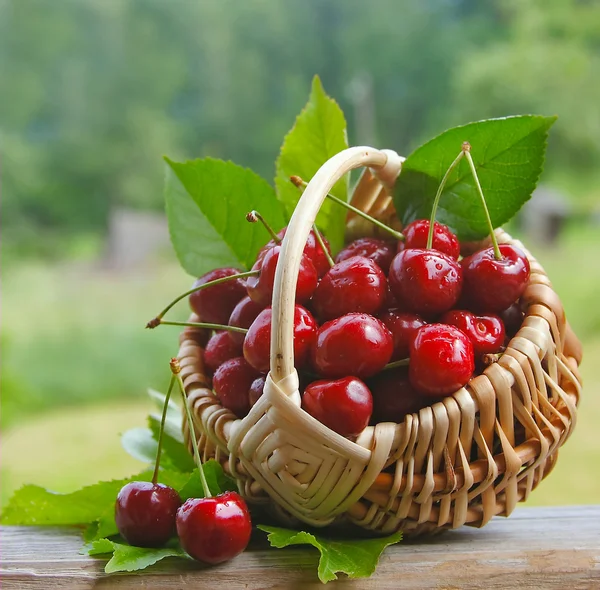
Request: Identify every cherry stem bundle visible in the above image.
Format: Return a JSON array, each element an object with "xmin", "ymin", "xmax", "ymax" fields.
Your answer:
[
  {"xmin": 151, "ymin": 374, "xmax": 176, "ymax": 485},
  {"xmin": 171, "ymin": 358, "xmax": 212, "ymax": 499},
  {"xmin": 313, "ymin": 224, "xmax": 335, "ymax": 267},
  {"xmin": 146, "ymin": 270, "xmax": 260, "ymax": 329},
  {"xmin": 246, "ymin": 210, "xmax": 281, "ymax": 243},
  {"xmin": 158, "ymin": 320, "xmax": 248, "ymax": 333},
  {"xmin": 290, "ymin": 175, "xmax": 404, "ymax": 241},
  {"xmin": 462, "ymin": 144, "xmax": 502, "ymax": 260},
  {"xmin": 426, "ymin": 149, "xmax": 466, "ymax": 250}
]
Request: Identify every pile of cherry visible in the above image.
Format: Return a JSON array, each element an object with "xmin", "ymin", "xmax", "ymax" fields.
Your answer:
[{"xmin": 192, "ymin": 217, "xmax": 530, "ymax": 438}]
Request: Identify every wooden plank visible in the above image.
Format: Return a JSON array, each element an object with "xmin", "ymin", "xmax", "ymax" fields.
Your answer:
[{"xmin": 1, "ymin": 506, "xmax": 599, "ymax": 589}]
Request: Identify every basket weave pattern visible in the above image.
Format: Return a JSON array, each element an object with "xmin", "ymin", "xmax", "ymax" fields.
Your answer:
[{"xmin": 179, "ymin": 147, "xmax": 582, "ymax": 535}]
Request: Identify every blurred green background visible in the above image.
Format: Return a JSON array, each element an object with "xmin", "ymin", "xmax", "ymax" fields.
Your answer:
[{"xmin": 1, "ymin": 0, "xmax": 599, "ymax": 506}]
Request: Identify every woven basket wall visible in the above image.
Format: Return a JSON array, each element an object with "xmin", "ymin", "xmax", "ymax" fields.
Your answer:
[{"xmin": 178, "ymin": 147, "xmax": 582, "ymax": 536}]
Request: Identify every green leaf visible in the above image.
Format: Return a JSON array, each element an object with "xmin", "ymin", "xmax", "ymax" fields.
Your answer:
[
  {"xmin": 165, "ymin": 157, "xmax": 286, "ymax": 277},
  {"xmin": 275, "ymin": 76, "xmax": 349, "ymax": 254},
  {"xmin": 86, "ymin": 538, "xmax": 189, "ymax": 573},
  {"xmin": 393, "ymin": 115, "xmax": 557, "ymax": 241},
  {"xmin": 147, "ymin": 416, "xmax": 195, "ymax": 472},
  {"xmin": 258, "ymin": 525, "xmax": 402, "ymax": 584},
  {"xmin": 121, "ymin": 427, "xmax": 159, "ymax": 464},
  {"xmin": 148, "ymin": 387, "xmax": 183, "ymax": 440}
]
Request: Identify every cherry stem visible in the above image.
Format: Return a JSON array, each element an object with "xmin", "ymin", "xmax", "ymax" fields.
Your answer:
[
  {"xmin": 290, "ymin": 175, "xmax": 404, "ymax": 241},
  {"xmin": 312, "ymin": 224, "xmax": 334, "ymax": 268},
  {"xmin": 146, "ymin": 270, "xmax": 259, "ymax": 329},
  {"xmin": 426, "ymin": 150, "xmax": 465, "ymax": 250},
  {"xmin": 151, "ymin": 374, "xmax": 176, "ymax": 485},
  {"xmin": 171, "ymin": 358, "xmax": 212, "ymax": 499},
  {"xmin": 383, "ymin": 358, "xmax": 410, "ymax": 370},
  {"xmin": 246, "ymin": 210, "xmax": 281, "ymax": 244},
  {"xmin": 462, "ymin": 144, "xmax": 502, "ymax": 260},
  {"xmin": 155, "ymin": 320, "xmax": 248, "ymax": 334}
]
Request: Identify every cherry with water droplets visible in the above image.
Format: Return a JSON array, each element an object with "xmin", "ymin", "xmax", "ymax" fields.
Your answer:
[
  {"xmin": 243, "ymin": 305, "xmax": 317, "ymax": 372},
  {"xmin": 189, "ymin": 268, "xmax": 247, "ymax": 325},
  {"xmin": 115, "ymin": 482, "xmax": 182, "ymax": 547},
  {"xmin": 312, "ymin": 256, "xmax": 387, "ymax": 321},
  {"xmin": 379, "ymin": 309, "xmax": 427, "ymax": 361},
  {"xmin": 335, "ymin": 238, "xmax": 396, "ymax": 274},
  {"xmin": 409, "ymin": 324, "xmax": 474, "ymax": 397},
  {"xmin": 312, "ymin": 313, "xmax": 393, "ymax": 379},
  {"xmin": 440, "ymin": 309, "xmax": 505, "ymax": 358},
  {"xmin": 212, "ymin": 357, "xmax": 259, "ymax": 418},
  {"xmin": 461, "ymin": 244, "xmax": 530, "ymax": 313},
  {"xmin": 228, "ymin": 296, "xmax": 264, "ymax": 346},
  {"xmin": 176, "ymin": 491, "xmax": 252, "ymax": 564},
  {"xmin": 246, "ymin": 245, "xmax": 318, "ymax": 307},
  {"xmin": 302, "ymin": 376, "xmax": 373, "ymax": 437},
  {"xmin": 204, "ymin": 331, "xmax": 243, "ymax": 373},
  {"xmin": 388, "ymin": 248, "xmax": 462, "ymax": 315},
  {"xmin": 249, "ymin": 375, "xmax": 266, "ymax": 407},
  {"xmin": 398, "ymin": 219, "xmax": 460, "ymax": 259}
]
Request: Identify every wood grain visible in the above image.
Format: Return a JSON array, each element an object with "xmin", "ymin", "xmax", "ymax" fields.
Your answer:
[{"xmin": 1, "ymin": 506, "xmax": 599, "ymax": 589}]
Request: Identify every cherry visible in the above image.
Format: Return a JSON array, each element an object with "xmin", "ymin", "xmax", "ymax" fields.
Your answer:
[
  {"xmin": 440, "ymin": 309, "xmax": 505, "ymax": 358},
  {"xmin": 212, "ymin": 357, "xmax": 259, "ymax": 418},
  {"xmin": 398, "ymin": 220, "xmax": 460, "ymax": 260},
  {"xmin": 302, "ymin": 376, "xmax": 372, "ymax": 437},
  {"xmin": 388, "ymin": 248, "xmax": 462, "ymax": 315},
  {"xmin": 259, "ymin": 227, "xmax": 332, "ymax": 277},
  {"xmin": 243, "ymin": 305, "xmax": 317, "ymax": 372},
  {"xmin": 368, "ymin": 368, "xmax": 433, "ymax": 424},
  {"xmin": 409, "ymin": 324, "xmax": 474, "ymax": 397},
  {"xmin": 383, "ymin": 284, "xmax": 400, "ymax": 310},
  {"xmin": 204, "ymin": 331, "xmax": 243, "ymax": 373},
  {"xmin": 189, "ymin": 268, "xmax": 247, "ymax": 325},
  {"xmin": 500, "ymin": 302, "xmax": 524, "ymax": 339},
  {"xmin": 249, "ymin": 375, "xmax": 266, "ymax": 407},
  {"xmin": 312, "ymin": 256, "xmax": 387, "ymax": 321},
  {"xmin": 461, "ymin": 244, "xmax": 530, "ymax": 312},
  {"xmin": 379, "ymin": 309, "xmax": 427, "ymax": 361},
  {"xmin": 312, "ymin": 313, "xmax": 393, "ymax": 379},
  {"xmin": 177, "ymin": 491, "xmax": 252, "ymax": 564},
  {"xmin": 228, "ymin": 296, "xmax": 264, "ymax": 346},
  {"xmin": 115, "ymin": 482, "xmax": 181, "ymax": 547},
  {"xmin": 246, "ymin": 245, "xmax": 318, "ymax": 307},
  {"xmin": 335, "ymin": 238, "xmax": 396, "ymax": 274}
]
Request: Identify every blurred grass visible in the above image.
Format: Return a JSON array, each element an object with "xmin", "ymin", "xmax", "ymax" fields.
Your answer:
[{"xmin": 1, "ymin": 225, "xmax": 599, "ymax": 507}]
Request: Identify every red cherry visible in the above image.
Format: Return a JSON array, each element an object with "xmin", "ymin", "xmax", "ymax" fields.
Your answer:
[
  {"xmin": 379, "ymin": 309, "xmax": 427, "ymax": 361},
  {"xmin": 249, "ymin": 375, "xmax": 266, "ymax": 407},
  {"xmin": 189, "ymin": 268, "xmax": 247, "ymax": 325},
  {"xmin": 246, "ymin": 245, "xmax": 318, "ymax": 307},
  {"xmin": 388, "ymin": 249, "xmax": 463, "ymax": 315},
  {"xmin": 212, "ymin": 357, "xmax": 259, "ymax": 418},
  {"xmin": 312, "ymin": 313, "xmax": 393, "ymax": 379},
  {"xmin": 368, "ymin": 368, "xmax": 432, "ymax": 424},
  {"xmin": 302, "ymin": 376, "xmax": 372, "ymax": 437},
  {"xmin": 335, "ymin": 238, "xmax": 396, "ymax": 274},
  {"xmin": 398, "ymin": 220, "xmax": 460, "ymax": 259},
  {"xmin": 440, "ymin": 309, "xmax": 505, "ymax": 357},
  {"xmin": 312, "ymin": 256, "xmax": 387, "ymax": 321},
  {"xmin": 461, "ymin": 244, "xmax": 530, "ymax": 312},
  {"xmin": 409, "ymin": 324, "xmax": 474, "ymax": 397},
  {"xmin": 262, "ymin": 227, "xmax": 332, "ymax": 277},
  {"xmin": 204, "ymin": 331, "xmax": 242, "ymax": 373},
  {"xmin": 115, "ymin": 482, "xmax": 182, "ymax": 547},
  {"xmin": 176, "ymin": 491, "xmax": 252, "ymax": 564},
  {"xmin": 243, "ymin": 305, "xmax": 317, "ymax": 372},
  {"xmin": 228, "ymin": 296, "xmax": 264, "ymax": 346},
  {"xmin": 383, "ymin": 284, "xmax": 401, "ymax": 310},
  {"xmin": 500, "ymin": 302, "xmax": 524, "ymax": 339}
]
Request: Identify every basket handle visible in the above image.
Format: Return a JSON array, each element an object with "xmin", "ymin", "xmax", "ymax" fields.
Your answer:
[{"xmin": 269, "ymin": 146, "xmax": 403, "ymax": 398}]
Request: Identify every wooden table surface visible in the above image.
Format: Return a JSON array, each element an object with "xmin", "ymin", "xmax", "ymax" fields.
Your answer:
[{"xmin": 1, "ymin": 505, "xmax": 599, "ymax": 589}]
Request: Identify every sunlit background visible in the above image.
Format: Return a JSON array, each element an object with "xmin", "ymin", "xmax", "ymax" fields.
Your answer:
[{"xmin": 2, "ymin": 0, "xmax": 599, "ymax": 507}]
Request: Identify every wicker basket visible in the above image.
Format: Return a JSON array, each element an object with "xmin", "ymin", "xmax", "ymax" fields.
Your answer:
[{"xmin": 178, "ymin": 146, "xmax": 582, "ymax": 536}]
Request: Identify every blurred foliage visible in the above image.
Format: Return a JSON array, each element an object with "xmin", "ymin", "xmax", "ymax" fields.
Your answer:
[{"xmin": 2, "ymin": 0, "xmax": 599, "ymax": 258}]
